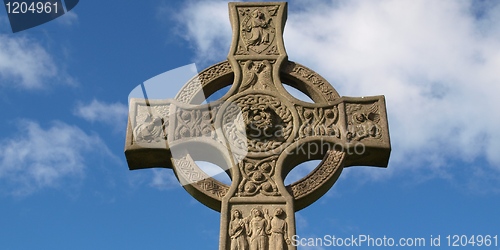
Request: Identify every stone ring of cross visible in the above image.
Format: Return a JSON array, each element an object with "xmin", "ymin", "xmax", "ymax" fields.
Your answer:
[{"xmin": 125, "ymin": 2, "xmax": 390, "ymax": 250}]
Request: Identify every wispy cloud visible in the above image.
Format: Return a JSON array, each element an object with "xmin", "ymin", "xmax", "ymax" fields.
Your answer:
[
  {"xmin": 0, "ymin": 35, "xmax": 58, "ymax": 89},
  {"xmin": 172, "ymin": 0, "xmax": 500, "ymax": 186},
  {"xmin": 0, "ymin": 120, "xmax": 110, "ymax": 196},
  {"xmin": 168, "ymin": 0, "xmax": 232, "ymax": 64},
  {"xmin": 56, "ymin": 10, "xmax": 79, "ymax": 26},
  {"xmin": 150, "ymin": 169, "xmax": 179, "ymax": 190},
  {"xmin": 74, "ymin": 99, "xmax": 128, "ymax": 130}
]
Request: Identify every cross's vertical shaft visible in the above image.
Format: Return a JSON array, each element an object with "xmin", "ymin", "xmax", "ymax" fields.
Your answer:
[{"xmin": 220, "ymin": 3, "xmax": 297, "ymax": 250}]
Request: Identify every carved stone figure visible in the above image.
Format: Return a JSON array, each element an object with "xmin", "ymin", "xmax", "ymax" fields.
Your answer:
[
  {"xmin": 230, "ymin": 209, "xmax": 249, "ymax": 250},
  {"xmin": 266, "ymin": 208, "xmax": 290, "ymax": 250},
  {"xmin": 247, "ymin": 208, "xmax": 268, "ymax": 250},
  {"xmin": 125, "ymin": 3, "xmax": 391, "ymax": 250},
  {"xmin": 245, "ymin": 9, "xmax": 271, "ymax": 48}
]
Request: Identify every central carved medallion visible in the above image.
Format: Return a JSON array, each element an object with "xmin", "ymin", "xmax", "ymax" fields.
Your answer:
[{"xmin": 221, "ymin": 93, "xmax": 294, "ymax": 155}]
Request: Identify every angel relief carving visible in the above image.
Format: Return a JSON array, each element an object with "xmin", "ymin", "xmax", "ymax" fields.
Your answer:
[{"xmin": 239, "ymin": 6, "xmax": 278, "ymax": 54}]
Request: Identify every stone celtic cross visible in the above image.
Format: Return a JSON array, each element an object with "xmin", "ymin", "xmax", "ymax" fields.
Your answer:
[{"xmin": 125, "ymin": 2, "xmax": 390, "ymax": 250}]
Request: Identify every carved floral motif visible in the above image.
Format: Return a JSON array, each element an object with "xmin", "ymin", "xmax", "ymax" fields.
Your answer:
[{"xmin": 237, "ymin": 156, "xmax": 279, "ymax": 197}]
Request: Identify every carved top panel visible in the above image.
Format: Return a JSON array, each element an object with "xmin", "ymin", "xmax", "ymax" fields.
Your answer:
[{"xmin": 236, "ymin": 5, "xmax": 280, "ymax": 55}]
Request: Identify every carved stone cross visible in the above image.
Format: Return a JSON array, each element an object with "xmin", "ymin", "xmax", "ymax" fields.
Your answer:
[{"xmin": 125, "ymin": 2, "xmax": 390, "ymax": 250}]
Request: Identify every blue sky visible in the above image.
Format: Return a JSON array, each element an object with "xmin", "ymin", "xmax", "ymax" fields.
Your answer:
[{"xmin": 1, "ymin": 0, "xmax": 500, "ymax": 249}]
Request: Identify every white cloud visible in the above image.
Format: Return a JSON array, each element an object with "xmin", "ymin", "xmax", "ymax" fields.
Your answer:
[
  {"xmin": 172, "ymin": 0, "xmax": 500, "ymax": 186},
  {"xmin": 56, "ymin": 10, "xmax": 79, "ymax": 26},
  {"xmin": 0, "ymin": 35, "xmax": 58, "ymax": 89},
  {"xmin": 150, "ymin": 169, "xmax": 180, "ymax": 190},
  {"xmin": 0, "ymin": 120, "xmax": 109, "ymax": 196},
  {"xmin": 74, "ymin": 99, "xmax": 128, "ymax": 130},
  {"xmin": 171, "ymin": 0, "xmax": 232, "ymax": 64}
]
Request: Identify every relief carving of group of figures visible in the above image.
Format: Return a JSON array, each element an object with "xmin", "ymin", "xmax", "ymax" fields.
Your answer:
[{"xmin": 229, "ymin": 207, "xmax": 291, "ymax": 250}]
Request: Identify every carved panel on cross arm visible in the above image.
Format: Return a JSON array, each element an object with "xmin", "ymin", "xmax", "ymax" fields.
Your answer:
[
  {"xmin": 346, "ymin": 102, "xmax": 383, "ymax": 142},
  {"xmin": 296, "ymin": 106, "xmax": 340, "ymax": 140},
  {"xmin": 173, "ymin": 106, "xmax": 218, "ymax": 141},
  {"xmin": 133, "ymin": 104, "xmax": 170, "ymax": 144}
]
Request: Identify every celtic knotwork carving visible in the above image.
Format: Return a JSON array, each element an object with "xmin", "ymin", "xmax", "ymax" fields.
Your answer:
[
  {"xmin": 282, "ymin": 63, "xmax": 338, "ymax": 102},
  {"xmin": 174, "ymin": 157, "xmax": 228, "ymax": 198},
  {"xmin": 296, "ymin": 106, "xmax": 340, "ymax": 139},
  {"xmin": 346, "ymin": 102, "xmax": 383, "ymax": 142},
  {"xmin": 223, "ymin": 94, "xmax": 293, "ymax": 153},
  {"xmin": 175, "ymin": 61, "xmax": 232, "ymax": 104},
  {"xmin": 288, "ymin": 150, "xmax": 344, "ymax": 199},
  {"xmin": 237, "ymin": 156, "xmax": 279, "ymax": 196},
  {"xmin": 174, "ymin": 106, "xmax": 218, "ymax": 140},
  {"xmin": 238, "ymin": 6, "xmax": 278, "ymax": 54}
]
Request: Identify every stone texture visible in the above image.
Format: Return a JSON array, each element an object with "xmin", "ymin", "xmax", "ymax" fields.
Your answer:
[{"xmin": 125, "ymin": 2, "xmax": 391, "ymax": 250}]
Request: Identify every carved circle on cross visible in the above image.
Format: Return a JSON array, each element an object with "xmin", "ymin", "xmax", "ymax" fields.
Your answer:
[{"xmin": 171, "ymin": 60, "xmax": 346, "ymax": 212}]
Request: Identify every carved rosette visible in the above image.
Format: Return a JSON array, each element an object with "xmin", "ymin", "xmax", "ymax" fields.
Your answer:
[
  {"xmin": 221, "ymin": 93, "xmax": 293, "ymax": 155},
  {"xmin": 346, "ymin": 102, "xmax": 383, "ymax": 142}
]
